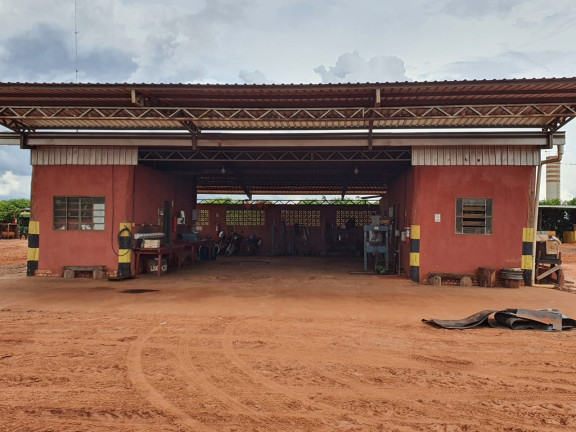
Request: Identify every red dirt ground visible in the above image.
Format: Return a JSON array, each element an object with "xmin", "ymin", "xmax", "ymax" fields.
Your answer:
[{"xmin": 0, "ymin": 239, "xmax": 575, "ymax": 431}]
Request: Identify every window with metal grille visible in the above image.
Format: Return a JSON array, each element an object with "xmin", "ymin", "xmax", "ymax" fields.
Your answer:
[
  {"xmin": 197, "ymin": 209, "xmax": 210, "ymax": 226},
  {"xmin": 280, "ymin": 209, "xmax": 321, "ymax": 227},
  {"xmin": 456, "ymin": 198, "xmax": 493, "ymax": 235},
  {"xmin": 225, "ymin": 209, "xmax": 265, "ymax": 227},
  {"xmin": 53, "ymin": 197, "xmax": 106, "ymax": 231},
  {"xmin": 336, "ymin": 210, "xmax": 373, "ymax": 228}
]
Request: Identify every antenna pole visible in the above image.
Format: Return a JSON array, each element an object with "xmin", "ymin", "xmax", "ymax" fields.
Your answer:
[{"xmin": 74, "ymin": 0, "xmax": 78, "ymax": 83}]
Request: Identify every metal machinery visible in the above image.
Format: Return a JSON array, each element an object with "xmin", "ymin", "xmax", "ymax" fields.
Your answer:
[
  {"xmin": 363, "ymin": 220, "xmax": 389, "ymax": 272},
  {"xmin": 18, "ymin": 208, "xmax": 30, "ymax": 238}
]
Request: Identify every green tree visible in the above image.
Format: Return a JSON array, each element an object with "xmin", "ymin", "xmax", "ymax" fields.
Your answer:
[
  {"xmin": 539, "ymin": 198, "xmax": 563, "ymax": 206},
  {"xmin": 0, "ymin": 199, "xmax": 31, "ymax": 223}
]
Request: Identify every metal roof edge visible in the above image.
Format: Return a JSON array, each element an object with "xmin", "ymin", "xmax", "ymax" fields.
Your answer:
[
  {"xmin": 0, "ymin": 130, "xmax": 563, "ymax": 141},
  {"xmin": 2, "ymin": 76, "xmax": 576, "ymax": 89}
]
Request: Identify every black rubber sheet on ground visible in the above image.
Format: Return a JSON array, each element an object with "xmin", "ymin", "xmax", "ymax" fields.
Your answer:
[{"xmin": 423, "ymin": 309, "xmax": 576, "ymax": 331}]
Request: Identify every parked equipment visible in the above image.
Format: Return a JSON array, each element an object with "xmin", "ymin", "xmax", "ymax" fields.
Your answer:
[{"xmin": 363, "ymin": 224, "xmax": 389, "ymax": 272}]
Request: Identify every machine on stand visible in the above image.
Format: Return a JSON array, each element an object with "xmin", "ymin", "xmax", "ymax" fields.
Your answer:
[{"xmin": 363, "ymin": 216, "xmax": 390, "ymax": 273}]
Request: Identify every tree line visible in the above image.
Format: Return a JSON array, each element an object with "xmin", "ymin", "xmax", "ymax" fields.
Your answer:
[{"xmin": 0, "ymin": 199, "xmax": 31, "ymax": 223}]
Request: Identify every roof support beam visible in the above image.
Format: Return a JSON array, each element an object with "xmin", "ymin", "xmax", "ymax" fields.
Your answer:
[
  {"xmin": 138, "ymin": 148, "xmax": 412, "ymax": 163},
  {"xmin": 181, "ymin": 120, "xmax": 201, "ymax": 150},
  {"xmin": 543, "ymin": 113, "xmax": 575, "ymax": 133},
  {"xmin": 0, "ymin": 118, "xmax": 35, "ymax": 134},
  {"xmin": 19, "ymin": 132, "xmax": 32, "ymax": 149},
  {"xmin": 374, "ymin": 88, "xmax": 381, "ymax": 107},
  {"xmin": 3, "ymin": 103, "xmax": 575, "ymax": 131},
  {"xmin": 368, "ymin": 120, "xmax": 374, "ymax": 151},
  {"xmin": 130, "ymin": 89, "xmax": 146, "ymax": 107}
]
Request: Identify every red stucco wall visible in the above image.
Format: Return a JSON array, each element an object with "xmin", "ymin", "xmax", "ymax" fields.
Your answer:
[
  {"xmin": 133, "ymin": 166, "xmax": 197, "ymax": 242},
  {"xmin": 411, "ymin": 165, "xmax": 535, "ymax": 279},
  {"xmin": 387, "ymin": 168, "xmax": 416, "ymax": 276},
  {"xmin": 32, "ymin": 165, "xmax": 135, "ymax": 275}
]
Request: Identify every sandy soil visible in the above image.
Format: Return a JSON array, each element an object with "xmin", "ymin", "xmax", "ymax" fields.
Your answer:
[
  {"xmin": 0, "ymin": 240, "xmax": 575, "ymax": 431},
  {"xmin": 0, "ymin": 239, "xmax": 27, "ymax": 277}
]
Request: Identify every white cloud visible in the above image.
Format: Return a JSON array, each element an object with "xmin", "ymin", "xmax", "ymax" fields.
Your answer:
[
  {"xmin": 0, "ymin": 171, "xmax": 31, "ymax": 199},
  {"xmin": 314, "ymin": 51, "xmax": 411, "ymax": 83},
  {"xmin": 239, "ymin": 70, "xmax": 274, "ymax": 84},
  {"xmin": 1, "ymin": 0, "xmax": 576, "ymax": 201}
]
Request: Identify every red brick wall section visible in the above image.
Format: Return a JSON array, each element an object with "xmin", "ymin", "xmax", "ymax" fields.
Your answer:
[{"xmin": 411, "ymin": 165, "xmax": 534, "ymax": 279}]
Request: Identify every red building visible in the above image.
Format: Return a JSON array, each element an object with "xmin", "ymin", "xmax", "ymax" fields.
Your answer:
[{"xmin": 0, "ymin": 79, "xmax": 574, "ymax": 284}]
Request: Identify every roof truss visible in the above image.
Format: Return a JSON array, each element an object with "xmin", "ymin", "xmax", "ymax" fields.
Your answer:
[
  {"xmin": 1, "ymin": 78, "xmax": 576, "ymax": 133},
  {"xmin": 139, "ymin": 148, "xmax": 412, "ymax": 163},
  {"xmin": 2, "ymin": 103, "xmax": 575, "ymax": 132}
]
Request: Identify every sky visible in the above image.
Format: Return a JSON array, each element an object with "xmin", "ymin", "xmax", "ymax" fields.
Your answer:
[{"xmin": 1, "ymin": 0, "xmax": 576, "ymax": 200}]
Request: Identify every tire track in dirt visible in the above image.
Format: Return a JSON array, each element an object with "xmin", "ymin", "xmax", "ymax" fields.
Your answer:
[
  {"xmin": 221, "ymin": 319, "xmax": 391, "ymax": 430},
  {"xmin": 127, "ymin": 323, "xmax": 202, "ymax": 431},
  {"xmin": 221, "ymin": 318, "xmax": 576, "ymax": 432},
  {"xmin": 176, "ymin": 323, "xmax": 295, "ymax": 430}
]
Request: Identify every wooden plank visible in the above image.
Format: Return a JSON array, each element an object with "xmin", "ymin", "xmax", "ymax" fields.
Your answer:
[
  {"xmin": 463, "ymin": 146, "xmax": 470, "ymax": 165},
  {"xmin": 488, "ymin": 146, "xmax": 496, "ymax": 165},
  {"xmin": 456, "ymin": 146, "xmax": 463, "ymax": 165},
  {"xmin": 536, "ymin": 265, "xmax": 562, "ymax": 281},
  {"xmin": 89, "ymin": 147, "xmax": 96, "ymax": 165},
  {"xmin": 431, "ymin": 146, "xmax": 438, "ymax": 165},
  {"xmin": 95, "ymin": 147, "xmax": 102, "ymax": 165}
]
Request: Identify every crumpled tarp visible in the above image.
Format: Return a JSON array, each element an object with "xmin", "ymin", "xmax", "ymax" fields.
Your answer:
[{"xmin": 423, "ymin": 309, "xmax": 576, "ymax": 332}]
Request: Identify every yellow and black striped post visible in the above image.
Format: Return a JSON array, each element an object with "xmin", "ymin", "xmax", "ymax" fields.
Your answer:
[
  {"xmin": 117, "ymin": 223, "xmax": 133, "ymax": 279},
  {"xmin": 409, "ymin": 224, "xmax": 420, "ymax": 282},
  {"xmin": 522, "ymin": 227, "xmax": 534, "ymax": 286},
  {"xmin": 27, "ymin": 221, "xmax": 39, "ymax": 276}
]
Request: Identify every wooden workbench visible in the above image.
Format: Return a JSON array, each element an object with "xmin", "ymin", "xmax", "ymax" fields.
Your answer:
[{"xmin": 133, "ymin": 244, "xmax": 185, "ymax": 276}]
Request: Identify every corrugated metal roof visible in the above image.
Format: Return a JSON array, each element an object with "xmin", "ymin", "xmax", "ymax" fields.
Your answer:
[{"xmin": 1, "ymin": 78, "xmax": 576, "ymax": 132}]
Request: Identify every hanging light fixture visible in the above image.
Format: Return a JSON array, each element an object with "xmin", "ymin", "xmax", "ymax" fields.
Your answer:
[
  {"xmin": 354, "ymin": 166, "xmax": 359, "ymax": 175},
  {"xmin": 221, "ymin": 166, "xmax": 226, "ymax": 174}
]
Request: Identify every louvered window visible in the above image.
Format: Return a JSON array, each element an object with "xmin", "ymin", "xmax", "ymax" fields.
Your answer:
[{"xmin": 456, "ymin": 198, "xmax": 493, "ymax": 235}]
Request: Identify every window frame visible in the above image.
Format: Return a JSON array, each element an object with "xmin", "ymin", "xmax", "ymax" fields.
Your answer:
[
  {"xmin": 455, "ymin": 198, "xmax": 493, "ymax": 235},
  {"xmin": 53, "ymin": 196, "xmax": 106, "ymax": 231}
]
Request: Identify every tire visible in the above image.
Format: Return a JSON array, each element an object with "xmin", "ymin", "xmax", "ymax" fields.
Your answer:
[{"xmin": 225, "ymin": 243, "xmax": 235, "ymax": 256}]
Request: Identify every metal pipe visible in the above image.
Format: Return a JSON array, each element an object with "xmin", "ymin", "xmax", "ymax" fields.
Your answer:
[{"xmin": 531, "ymin": 134, "xmax": 564, "ymax": 285}]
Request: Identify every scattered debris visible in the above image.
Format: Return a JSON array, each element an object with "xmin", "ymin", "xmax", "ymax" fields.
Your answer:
[{"xmin": 423, "ymin": 309, "xmax": 576, "ymax": 331}]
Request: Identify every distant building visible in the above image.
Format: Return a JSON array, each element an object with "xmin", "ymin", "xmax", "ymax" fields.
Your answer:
[{"xmin": 545, "ymin": 156, "xmax": 561, "ymax": 200}]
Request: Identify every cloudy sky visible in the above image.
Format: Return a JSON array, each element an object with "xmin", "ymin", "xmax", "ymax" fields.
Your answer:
[{"xmin": 1, "ymin": 0, "xmax": 576, "ymax": 199}]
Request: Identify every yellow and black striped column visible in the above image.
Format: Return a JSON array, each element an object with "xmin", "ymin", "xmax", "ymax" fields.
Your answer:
[
  {"xmin": 117, "ymin": 223, "xmax": 133, "ymax": 279},
  {"xmin": 27, "ymin": 221, "xmax": 39, "ymax": 276},
  {"xmin": 522, "ymin": 227, "xmax": 534, "ymax": 286},
  {"xmin": 409, "ymin": 225, "xmax": 420, "ymax": 282}
]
